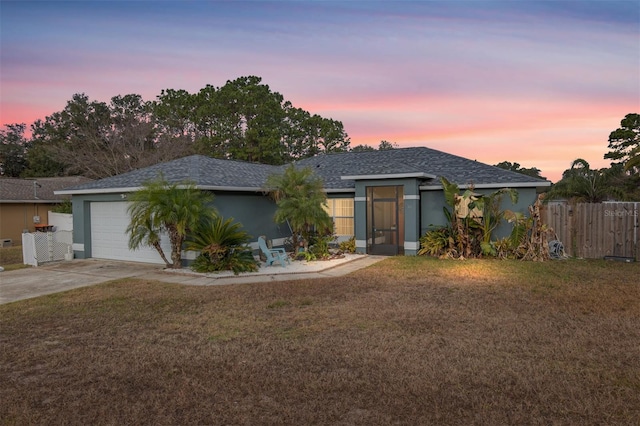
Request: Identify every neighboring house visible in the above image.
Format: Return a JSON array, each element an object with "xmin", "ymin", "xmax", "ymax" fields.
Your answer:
[
  {"xmin": 56, "ymin": 147, "xmax": 550, "ymax": 264},
  {"xmin": 0, "ymin": 176, "xmax": 92, "ymax": 245}
]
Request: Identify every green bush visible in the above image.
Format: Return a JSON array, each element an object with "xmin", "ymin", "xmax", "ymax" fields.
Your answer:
[
  {"xmin": 191, "ymin": 248, "xmax": 258, "ymax": 274},
  {"xmin": 295, "ymin": 251, "xmax": 317, "ymax": 261},
  {"xmin": 493, "ymin": 237, "xmax": 514, "ymax": 259},
  {"xmin": 186, "ymin": 216, "xmax": 258, "ymax": 275},
  {"xmin": 309, "ymin": 234, "xmax": 334, "ymax": 259},
  {"xmin": 52, "ymin": 200, "xmax": 72, "ymax": 214},
  {"xmin": 339, "ymin": 236, "xmax": 356, "ymax": 253},
  {"xmin": 418, "ymin": 228, "xmax": 452, "ymax": 257}
]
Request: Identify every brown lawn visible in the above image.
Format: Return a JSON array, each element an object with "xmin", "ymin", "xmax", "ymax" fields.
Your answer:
[
  {"xmin": 1, "ymin": 257, "xmax": 639, "ymax": 425},
  {"xmin": 0, "ymin": 246, "xmax": 26, "ymax": 271}
]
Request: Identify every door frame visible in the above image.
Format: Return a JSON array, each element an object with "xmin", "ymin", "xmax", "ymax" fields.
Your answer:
[{"xmin": 366, "ymin": 185, "xmax": 404, "ymax": 255}]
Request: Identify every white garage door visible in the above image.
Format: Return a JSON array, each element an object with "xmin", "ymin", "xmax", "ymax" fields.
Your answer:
[{"xmin": 90, "ymin": 202, "xmax": 171, "ymax": 264}]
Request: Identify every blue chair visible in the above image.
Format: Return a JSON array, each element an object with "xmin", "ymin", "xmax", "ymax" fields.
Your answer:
[{"xmin": 258, "ymin": 236, "xmax": 290, "ymax": 267}]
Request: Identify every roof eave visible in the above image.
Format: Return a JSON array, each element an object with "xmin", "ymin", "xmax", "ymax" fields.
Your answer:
[
  {"xmin": 56, "ymin": 187, "xmax": 145, "ymax": 195},
  {"xmin": 56, "ymin": 185, "xmax": 267, "ymax": 195},
  {"xmin": 420, "ymin": 181, "xmax": 551, "ymax": 190},
  {"xmin": 0, "ymin": 199, "xmax": 67, "ymax": 203},
  {"xmin": 197, "ymin": 185, "xmax": 264, "ymax": 192},
  {"xmin": 324, "ymin": 188, "xmax": 355, "ymax": 194},
  {"xmin": 341, "ymin": 172, "xmax": 437, "ymax": 180}
]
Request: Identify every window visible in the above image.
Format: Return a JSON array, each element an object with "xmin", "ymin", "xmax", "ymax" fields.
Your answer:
[{"xmin": 324, "ymin": 198, "xmax": 354, "ymax": 236}]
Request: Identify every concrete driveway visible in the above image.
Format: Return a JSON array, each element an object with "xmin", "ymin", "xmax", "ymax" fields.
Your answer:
[
  {"xmin": 0, "ymin": 255, "xmax": 385, "ymax": 305},
  {"xmin": 0, "ymin": 259, "xmax": 163, "ymax": 305}
]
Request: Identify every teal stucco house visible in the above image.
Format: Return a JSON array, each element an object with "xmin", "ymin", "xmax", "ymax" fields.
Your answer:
[{"xmin": 56, "ymin": 147, "xmax": 550, "ymax": 264}]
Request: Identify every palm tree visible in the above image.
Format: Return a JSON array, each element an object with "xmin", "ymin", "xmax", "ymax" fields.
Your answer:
[
  {"xmin": 126, "ymin": 177, "xmax": 216, "ymax": 268},
  {"xmin": 265, "ymin": 165, "xmax": 333, "ymax": 251},
  {"xmin": 547, "ymin": 159, "xmax": 623, "ymax": 203}
]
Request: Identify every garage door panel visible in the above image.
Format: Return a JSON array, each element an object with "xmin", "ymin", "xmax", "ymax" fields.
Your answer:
[{"xmin": 90, "ymin": 202, "xmax": 171, "ymax": 264}]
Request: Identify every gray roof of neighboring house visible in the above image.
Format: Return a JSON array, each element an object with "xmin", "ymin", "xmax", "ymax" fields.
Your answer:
[
  {"xmin": 56, "ymin": 147, "xmax": 550, "ymax": 194},
  {"xmin": 0, "ymin": 176, "xmax": 93, "ymax": 202}
]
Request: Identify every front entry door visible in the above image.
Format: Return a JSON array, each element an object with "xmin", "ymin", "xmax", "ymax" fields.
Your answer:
[{"xmin": 367, "ymin": 186, "xmax": 404, "ymax": 255}]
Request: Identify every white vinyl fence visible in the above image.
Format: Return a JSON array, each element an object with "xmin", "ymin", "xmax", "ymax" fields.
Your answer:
[
  {"xmin": 22, "ymin": 230, "xmax": 73, "ymax": 266},
  {"xmin": 48, "ymin": 212, "xmax": 73, "ymax": 231}
]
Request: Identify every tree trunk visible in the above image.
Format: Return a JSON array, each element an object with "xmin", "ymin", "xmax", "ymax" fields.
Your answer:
[
  {"xmin": 168, "ymin": 227, "xmax": 183, "ymax": 269},
  {"xmin": 152, "ymin": 241, "xmax": 172, "ymax": 268}
]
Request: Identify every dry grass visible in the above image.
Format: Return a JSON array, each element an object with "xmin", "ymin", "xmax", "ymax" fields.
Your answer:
[
  {"xmin": 1, "ymin": 257, "xmax": 639, "ymax": 425},
  {"xmin": 0, "ymin": 246, "xmax": 28, "ymax": 271}
]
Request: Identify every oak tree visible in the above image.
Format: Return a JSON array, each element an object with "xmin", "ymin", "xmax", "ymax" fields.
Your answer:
[{"xmin": 0, "ymin": 123, "xmax": 28, "ymax": 177}]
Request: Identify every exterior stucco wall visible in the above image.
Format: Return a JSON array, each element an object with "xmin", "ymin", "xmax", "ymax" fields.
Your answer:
[
  {"xmin": 70, "ymin": 184, "xmax": 542, "ymax": 260},
  {"xmin": 354, "ymin": 184, "xmax": 367, "ymax": 255},
  {"xmin": 0, "ymin": 203, "xmax": 60, "ymax": 244},
  {"xmin": 419, "ymin": 187, "xmax": 540, "ymax": 240},
  {"xmin": 490, "ymin": 187, "xmax": 539, "ymax": 238},
  {"xmin": 420, "ymin": 190, "xmax": 447, "ymax": 235},
  {"xmin": 211, "ymin": 192, "xmax": 289, "ymax": 243},
  {"xmin": 402, "ymin": 180, "xmax": 421, "ymax": 255},
  {"xmin": 70, "ymin": 191, "xmax": 288, "ymax": 259}
]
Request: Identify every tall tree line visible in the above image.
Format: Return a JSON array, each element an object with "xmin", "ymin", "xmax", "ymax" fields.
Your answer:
[
  {"xmin": 494, "ymin": 113, "xmax": 639, "ymax": 202},
  {"xmin": 0, "ymin": 76, "xmax": 351, "ymax": 179},
  {"xmin": 522, "ymin": 113, "xmax": 638, "ymax": 202}
]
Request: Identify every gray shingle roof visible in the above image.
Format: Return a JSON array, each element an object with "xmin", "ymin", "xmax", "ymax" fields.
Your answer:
[
  {"xmin": 295, "ymin": 147, "xmax": 549, "ymax": 189},
  {"xmin": 0, "ymin": 176, "xmax": 92, "ymax": 202},
  {"xmin": 56, "ymin": 155, "xmax": 282, "ymax": 193},
  {"xmin": 57, "ymin": 147, "xmax": 549, "ymax": 194}
]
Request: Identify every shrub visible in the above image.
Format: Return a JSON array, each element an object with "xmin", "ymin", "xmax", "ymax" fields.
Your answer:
[
  {"xmin": 52, "ymin": 200, "xmax": 72, "ymax": 214},
  {"xmin": 191, "ymin": 248, "xmax": 258, "ymax": 275},
  {"xmin": 493, "ymin": 237, "xmax": 514, "ymax": 259},
  {"xmin": 504, "ymin": 194, "xmax": 550, "ymax": 261},
  {"xmin": 295, "ymin": 250, "xmax": 317, "ymax": 262},
  {"xmin": 186, "ymin": 216, "xmax": 258, "ymax": 275},
  {"xmin": 418, "ymin": 228, "xmax": 454, "ymax": 258},
  {"xmin": 339, "ymin": 236, "xmax": 356, "ymax": 253},
  {"xmin": 433, "ymin": 177, "xmax": 518, "ymax": 259},
  {"xmin": 308, "ymin": 234, "xmax": 334, "ymax": 259}
]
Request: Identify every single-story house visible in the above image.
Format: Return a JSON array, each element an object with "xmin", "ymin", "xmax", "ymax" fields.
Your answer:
[
  {"xmin": 56, "ymin": 147, "xmax": 550, "ymax": 263},
  {"xmin": 0, "ymin": 176, "xmax": 92, "ymax": 245}
]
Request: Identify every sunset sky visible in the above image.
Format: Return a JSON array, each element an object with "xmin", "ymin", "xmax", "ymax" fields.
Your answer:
[{"xmin": 1, "ymin": 1, "xmax": 638, "ymax": 182}]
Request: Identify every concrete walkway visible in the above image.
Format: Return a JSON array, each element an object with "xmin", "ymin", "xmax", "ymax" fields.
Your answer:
[{"xmin": 0, "ymin": 255, "xmax": 385, "ymax": 305}]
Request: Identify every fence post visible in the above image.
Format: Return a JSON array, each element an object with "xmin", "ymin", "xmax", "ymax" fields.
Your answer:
[
  {"xmin": 21, "ymin": 233, "xmax": 38, "ymax": 266},
  {"xmin": 47, "ymin": 231, "xmax": 54, "ymax": 263}
]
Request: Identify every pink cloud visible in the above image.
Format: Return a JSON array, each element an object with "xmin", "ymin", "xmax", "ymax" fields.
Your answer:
[
  {"xmin": 306, "ymin": 95, "xmax": 634, "ymax": 182},
  {"xmin": 1, "ymin": 1, "xmax": 637, "ymax": 185}
]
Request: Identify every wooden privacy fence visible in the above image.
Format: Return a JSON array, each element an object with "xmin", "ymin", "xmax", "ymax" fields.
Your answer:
[{"xmin": 541, "ymin": 202, "xmax": 639, "ymax": 260}]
